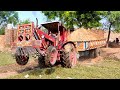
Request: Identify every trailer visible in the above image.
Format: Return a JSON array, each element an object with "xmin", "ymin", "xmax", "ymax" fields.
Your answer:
[{"xmin": 67, "ymin": 28, "xmax": 106, "ymax": 58}]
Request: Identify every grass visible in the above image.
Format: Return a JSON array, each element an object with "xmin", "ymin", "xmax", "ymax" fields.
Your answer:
[
  {"xmin": 0, "ymin": 50, "xmax": 120, "ymax": 79},
  {"xmin": 0, "ymin": 51, "xmax": 16, "ymax": 66},
  {"xmin": 0, "ymin": 51, "xmax": 34, "ymax": 66},
  {"xmin": 8, "ymin": 58, "xmax": 120, "ymax": 79}
]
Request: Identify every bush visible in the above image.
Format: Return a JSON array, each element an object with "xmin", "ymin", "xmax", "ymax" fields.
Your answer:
[{"xmin": 0, "ymin": 28, "xmax": 5, "ymax": 35}]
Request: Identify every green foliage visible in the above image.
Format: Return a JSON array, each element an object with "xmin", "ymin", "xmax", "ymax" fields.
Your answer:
[
  {"xmin": 0, "ymin": 28, "xmax": 5, "ymax": 35},
  {"xmin": 18, "ymin": 19, "xmax": 31, "ymax": 25},
  {"xmin": 0, "ymin": 11, "xmax": 19, "ymax": 27},
  {"xmin": 0, "ymin": 11, "xmax": 19, "ymax": 35},
  {"xmin": 100, "ymin": 11, "xmax": 120, "ymax": 47},
  {"xmin": 105, "ymin": 11, "xmax": 120, "ymax": 32},
  {"xmin": 75, "ymin": 11, "xmax": 103, "ymax": 28},
  {"xmin": 42, "ymin": 11, "xmax": 104, "ymax": 29},
  {"xmin": 114, "ymin": 29, "xmax": 120, "ymax": 33},
  {"xmin": 0, "ymin": 52, "xmax": 15, "ymax": 66}
]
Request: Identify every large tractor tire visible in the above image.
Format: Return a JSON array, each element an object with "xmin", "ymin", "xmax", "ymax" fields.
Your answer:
[
  {"xmin": 38, "ymin": 54, "xmax": 45, "ymax": 68},
  {"xmin": 45, "ymin": 46, "xmax": 58, "ymax": 67},
  {"xmin": 61, "ymin": 43, "xmax": 77, "ymax": 68},
  {"xmin": 15, "ymin": 47, "xmax": 29, "ymax": 65}
]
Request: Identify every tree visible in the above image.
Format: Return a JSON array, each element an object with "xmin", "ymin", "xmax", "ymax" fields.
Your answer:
[
  {"xmin": 0, "ymin": 11, "xmax": 19, "ymax": 35},
  {"xmin": 104, "ymin": 11, "xmax": 120, "ymax": 47},
  {"xmin": 0, "ymin": 27, "xmax": 5, "ymax": 35},
  {"xmin": 18, "ymin": 19, "xmax": 31, "ymax": 25},
  {"xmin": 42, "ymin": 11, "xmax": 104, "ymax": 29},
  {"xmin": 111, "ymin": 12, "xmax": 120, "ymax": 33},
  {"xmin": 0, "ymin": 11, "xmax": 19, "ymax": 27}
]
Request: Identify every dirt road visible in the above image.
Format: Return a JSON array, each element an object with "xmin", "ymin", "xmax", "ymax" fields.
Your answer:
[{"xmin": 0, "ymin": 60, "xmax": 39, "ymax": 79}]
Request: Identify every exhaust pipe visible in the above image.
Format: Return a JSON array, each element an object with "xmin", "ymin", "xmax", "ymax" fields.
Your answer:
[{"xmin": 36, "ymin": 18, "xmax": 38, "ymax": 28}]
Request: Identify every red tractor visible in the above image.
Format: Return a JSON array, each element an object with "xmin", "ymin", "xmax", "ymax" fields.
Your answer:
[{"xmin": 14, "ymin": 18, "xmax": 77, "ymax": 68}]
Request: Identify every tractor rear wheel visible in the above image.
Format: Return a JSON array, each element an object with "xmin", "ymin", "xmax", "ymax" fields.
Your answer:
[
  {"xmin": 45, "ymin": 46, "xmax": 58, "ymax": 67},
  {"xmin": 38, "ymin": 54, "xmax": 45, "ymax": 68},
  {"xmin": 61, "ymin": 43, "xmax": 77, "ymax": 68}
]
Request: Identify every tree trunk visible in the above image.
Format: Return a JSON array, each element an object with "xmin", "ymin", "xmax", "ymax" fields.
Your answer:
[{"xmin": 106, "ymin": 22, "xmax": 112, "ymax": 48}]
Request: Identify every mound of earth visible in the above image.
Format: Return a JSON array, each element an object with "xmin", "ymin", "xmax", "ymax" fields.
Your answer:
[
  {"xmin": 67, "ymin": 28, "xmax": 104, "ymax": 41},
  {"xmin": 101, "ymin": 47, "xmax": 120, "ymax": 60}
]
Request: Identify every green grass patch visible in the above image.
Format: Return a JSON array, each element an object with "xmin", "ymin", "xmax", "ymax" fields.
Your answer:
[
  {"xmin": 0, "ymin": 51, "xmax": 35, "ymax": 66},
  {"xmin": 0, "ymin": 51, "xmax": 16, "ymax": 66},
  {"xmin": 8, "ymin": 58, "xmax": 120, "ymax": 79}
]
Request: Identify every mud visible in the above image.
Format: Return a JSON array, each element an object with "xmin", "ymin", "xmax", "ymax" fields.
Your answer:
[{"xmin": 0, "ymin": 60, "xmax": 39, "ymax": 79}]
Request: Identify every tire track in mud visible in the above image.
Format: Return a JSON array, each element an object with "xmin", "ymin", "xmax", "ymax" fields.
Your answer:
[{"xmin": 0, "ymin": 60, "xmax": 39, "ymax": 79}]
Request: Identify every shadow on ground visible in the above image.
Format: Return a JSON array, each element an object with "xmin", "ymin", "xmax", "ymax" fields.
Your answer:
[{"xmin": 16, "ymin": 65, "xmax": 56, "ymax": 75}]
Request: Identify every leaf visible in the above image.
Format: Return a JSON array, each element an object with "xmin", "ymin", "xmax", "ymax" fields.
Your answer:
[
  {"xmin": 42, "ymin": 11, "xmax": 103, "ymax": 29},
  {"xmin": 19, "ymin": 19, "xmax": 31, "ymax": 25}
]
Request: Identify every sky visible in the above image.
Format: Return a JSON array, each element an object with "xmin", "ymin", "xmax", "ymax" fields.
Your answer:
[
  {"xmin": 17, "ymin": 11, "xmax": 47, "ymax": 25},
  {"xmin": 17, "ymin": 11, "xmax": 106, "ymax": 29}
]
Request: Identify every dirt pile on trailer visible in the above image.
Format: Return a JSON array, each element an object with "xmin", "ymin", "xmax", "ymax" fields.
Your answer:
[{"xmin": 67, "ymin": 28, "xmax": 104, "ymax": 41}]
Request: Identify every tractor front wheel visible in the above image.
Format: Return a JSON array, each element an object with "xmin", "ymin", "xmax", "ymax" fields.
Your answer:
[
  {"xmin": 15, "ymin": 47, "xmax": 29, "ymax": 65},
  {"xmin": 15, "ymin": 55, "xmax": 29, "ymax": 65},
  {"xmin": 45, "ymin": 46, "xmax": 58, "ymax": 67}
]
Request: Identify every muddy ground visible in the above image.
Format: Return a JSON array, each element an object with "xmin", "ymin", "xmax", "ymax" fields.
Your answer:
[
  {"xmin": 0, "ymin": 60, "xmax": 39, "ymax": 79},
  {"xmin": 0, "ymin": 46, "xmax": 120, "ymax": 79}
]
